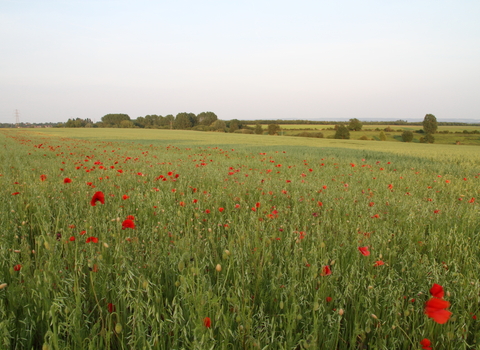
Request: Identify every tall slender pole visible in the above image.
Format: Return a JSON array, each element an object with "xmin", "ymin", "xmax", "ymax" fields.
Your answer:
[{"xmin": 15, "ymin": 109, "xmax": 20, "ymax": 127}]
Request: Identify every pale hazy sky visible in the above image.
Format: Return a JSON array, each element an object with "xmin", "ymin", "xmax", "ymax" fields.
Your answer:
[{"xmin": 1, "ymin": 0, "xmax": 479, "ymax": 123}]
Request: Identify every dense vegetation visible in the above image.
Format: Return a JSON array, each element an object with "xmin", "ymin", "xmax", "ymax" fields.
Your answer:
[{"xmin": 1, "ymin": 128, "xmax": 479, "ymax": 349}]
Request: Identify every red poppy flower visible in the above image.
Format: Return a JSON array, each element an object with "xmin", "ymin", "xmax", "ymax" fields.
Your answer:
[
  {"xmin": 13, "ymin": 264, "xmax": 22, "ymax": 271},
  {"xmin": 420, "ymin": 338, "xmax": 432, "ymax": 350},
  {"xmin": 40, "ymin": 174, "xmax": 47, "ymax": 181},
  {"xmin": 256, "ymin": 202, "xmax": 261, "ymax": 208},
  {"xmin": 64, "ymin": 178, "xmax": 72, "ymax": 183},
  {"xmin": 321, "ymin": 265, "xmax": 332, "ymax": 276},
  {"xmin": 69, "ymin": 236, "xmax": 76, "ymax": 241},
  {"xmin": 205, "ymin": 209, "xmax": 210, "ymax": 214},
  {"xmin": 326, "ymin": 297, "xmax": 332, "ymax": 303},
  {"xmin": 424, "ymin": 298, "xmax": 452, "ymax": 324},
  {"xmin": 122, "ymin": 219, "xmax": 135, "ymax": 230},
  {"xmin": 86, "ymin": 236, "xmax": 99, "ymax": 243},
  {"xmin": 218, "ymin": 207, "xmax": 224, "ymax": 212},
  {"xmin": 430, "ymin": 283, "xmax": 444, "ymax": 298},
  {"xmin": 358, "ymin": 247, "xmax": 370, "ymax": 256},
  {"xmin": 12, "ymin": 192, "xmax": 20, "ymax": 195},
  {"xmin": 374, "ymin": 260, "xmax": 384, "ymax": 266},
  {"xmin": 91, "ymin": 191, "xmax": 105, "ymax": 206},
  {"xmin": 122, "ymin": 195, "xmax": 129, "ymax": 200},
  {"xmin": 203, "ymin": 317, "xmax": 211, "ymax": 328}
]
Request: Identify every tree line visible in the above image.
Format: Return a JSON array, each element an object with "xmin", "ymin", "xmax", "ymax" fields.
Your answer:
[
  {"xmin": 85, "ymin": 112, "xmax": 222, "ymax": 130},
  {"xmin": 333, "ymin": 114, "xmax": 440, "ymax": 143}
]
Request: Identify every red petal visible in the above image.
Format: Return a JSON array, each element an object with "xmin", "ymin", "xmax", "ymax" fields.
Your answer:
[
  {"xmin": 425, "ymin": 298, "xmax": 452, "ymax": 324},
  {"xmin": 428, "ymin": 309, "xmax": 452, "ymax": 324},
  {"xmin": 430, "ymin": 283, "xmax": 444, "ymax": 298},
  {"xmin": 425, "ymin": 297, "xmax": 450, "ymax": 311}
]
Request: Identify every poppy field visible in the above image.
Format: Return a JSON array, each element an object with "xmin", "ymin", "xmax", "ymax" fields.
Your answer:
[{"xmin": 1, "ymin": 128, "xmax": 479, "ymax": 349}]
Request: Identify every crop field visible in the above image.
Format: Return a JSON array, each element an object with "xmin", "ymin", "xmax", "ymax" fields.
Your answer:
[
  {"xmin": 266, "ymin": 124, "xmax": 480, "ymax": 131},
  {"xmin": 1, "ymin": 128, "xmax": 479, "ymax": 349},
  {"xmin": 244, "ymin": 124, "xmax": 480, "ymax": 145}
]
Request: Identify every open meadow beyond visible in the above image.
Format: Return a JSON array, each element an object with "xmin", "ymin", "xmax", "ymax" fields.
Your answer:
[{"xmin": 1, "ymin": 128, "xmax": 479, "ymax": 349}]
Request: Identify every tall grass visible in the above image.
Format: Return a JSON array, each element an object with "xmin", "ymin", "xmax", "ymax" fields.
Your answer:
[{"xmin": 1, "ymin": 129, "xmax": 479, "ymax": 349}]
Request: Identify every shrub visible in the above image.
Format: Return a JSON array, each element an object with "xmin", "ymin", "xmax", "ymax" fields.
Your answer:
[
  {"xmin": 268, "ymin": 124, "xmax": 281, "ymax": 135},
  {"xmin": 424, "ymin": 133, "xmax": 435, "ymax": 143},
  {"xmin": 254, "ymin": 124, "xmax": 263, "ymax": 135},
  {"xmin": 297, "ymin": 132, "xmax": 324, "ymax": 138},
  {"xmin": 401, "ymin": 130, "xmax": 414, "ymax": 142},
  {"xmin": 334, "ymin": 125, "xmax": 350, "ymax": 139}
]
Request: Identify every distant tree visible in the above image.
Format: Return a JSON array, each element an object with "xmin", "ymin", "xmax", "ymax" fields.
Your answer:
[
  {"xmin": 65, "ymin": 119, "xmax": 75, "ymax": 128},
  {"xmin": 164, "ymin": 115, "xmax": 175, "ymax": 129},
  {"xmin": 424, "ymin": 133, "xmax": 435, "ymax": 143},
  {"xmin": 65, "ymin": 118, "xmax": 91, "ymax": 127},
  {"xmin": 228, "ymin": 119, "xmax": 241, "ymax": 133},
  {"xmin": 423, "ymin": 114, "xmax": 438, "ymax": 134},
  {"xmin": 102, "ymin": 114, "xmax": 130, "ymax": 127},
  {"xmin": 334, "ymin": 125, "xmax": 350, "ymax": 139},
  {"xmin": 174, "ymin": 112, "xmax": 197, "ymax": 129},
  {"xmin": 348, "ymin": 118, "xmax": 362, "ymax": 131},
  {"xmin": 212, "ymin": 119, "xmax": 226, "ymax": 132},
  {"xmin": 197, "ymin": 112, "xmax": 218, "ymax": 126},
  {"xmin": 401, "ymin": 130, "xmax": 414, "ymax": 142},
  {"xmin": 134, "ymin": 117, "xmax": 146, "ymax": 128},
  {"xmin": 254, "ymin": 124, "xmax": 263, "ymax": 135},
  {"xmin": 144, "ymin": 115, "xmax": 164, "ymax": 128},
  {"xmin": 268, "ymin": 124, "xmax": 281, "ymax": 135},
  {"xmin": 379, "ymin": 131, "xmax": 387, "ymax": 141},
  {"xmin": 120, "ymin": 120, "xmax": 134, "ymax": 128}
]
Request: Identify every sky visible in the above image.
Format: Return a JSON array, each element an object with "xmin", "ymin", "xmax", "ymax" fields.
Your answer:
[{"xmin": 1, "ymin": 0, "xmax": 479, "ymax": 124}]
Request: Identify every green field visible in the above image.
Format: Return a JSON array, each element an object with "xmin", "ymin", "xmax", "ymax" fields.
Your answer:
[
  {"xmin": 244, "ymin": 124, "xmax": 480, "ymax": 145},
  {"xmin": 1, "ymin": 128, "xmax": 479, "ymax": 349},
  {"xmin": 261, "ymin": 124, "xmax": 480, "ymax": 132}
]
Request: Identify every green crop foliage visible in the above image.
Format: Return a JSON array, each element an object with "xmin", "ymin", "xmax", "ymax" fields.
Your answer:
[{"xmin": 0, "ymin": 129, "xmax": 479, "ymax": 349}]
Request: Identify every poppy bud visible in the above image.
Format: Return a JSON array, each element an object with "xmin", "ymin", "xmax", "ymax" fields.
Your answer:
[{"xmin": 115, "ymin": 323, "xmax": 122, "ymax": 333}]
